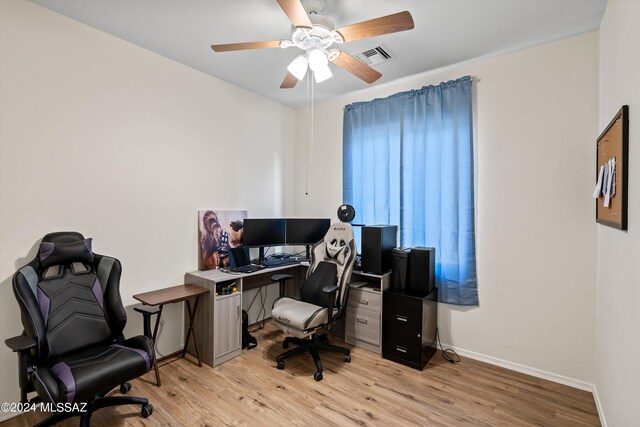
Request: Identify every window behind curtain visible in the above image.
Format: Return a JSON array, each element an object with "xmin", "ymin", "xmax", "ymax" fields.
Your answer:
[{"xmin": 343, "ymin": 76, "xmax": 478, "ymax": 305}]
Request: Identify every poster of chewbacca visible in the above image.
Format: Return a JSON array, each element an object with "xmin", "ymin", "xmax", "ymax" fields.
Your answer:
[{"xmin": 198, "ymin": 210, "xmax": 247, "ymax": 270}]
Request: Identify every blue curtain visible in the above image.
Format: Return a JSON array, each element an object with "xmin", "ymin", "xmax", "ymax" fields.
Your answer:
[{"xmin": 343, "ymin": 76, "xmax": 477, "ymax": 305}]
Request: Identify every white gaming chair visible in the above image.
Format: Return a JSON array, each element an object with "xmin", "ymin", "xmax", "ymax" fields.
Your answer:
[{"xmin": 270, "ymin": 223, "xmax": 356, "ymax": 381}]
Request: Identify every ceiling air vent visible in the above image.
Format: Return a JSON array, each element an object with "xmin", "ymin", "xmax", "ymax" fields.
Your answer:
[{"xmin": 354, "ymin": 44, "xmax": 395, "ymax": 66}]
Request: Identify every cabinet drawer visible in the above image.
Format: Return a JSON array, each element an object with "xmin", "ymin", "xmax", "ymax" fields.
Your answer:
[
  {"xmin": 383, "ymin": 293, "xmax": 422, "ymax": 333},
  {"xmin": 348, "ymin": 287, "xmax": 381, "ymax": 311},
  {"xmin": 383, "ymin": 310, "xmax": 421, "ymax": 333},
  {"xmin": 345, "ymin": 306, "xmax": 380, "ymax": 346},
  {"xmin": 382, "ymin": 331, "xmax": 422, "ymax": 365}
]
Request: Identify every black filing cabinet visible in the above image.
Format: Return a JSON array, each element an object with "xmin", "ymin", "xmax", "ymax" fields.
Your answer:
[{"xmin": 382, "ymin": 288, "xmax": 437, "ymax": 370}]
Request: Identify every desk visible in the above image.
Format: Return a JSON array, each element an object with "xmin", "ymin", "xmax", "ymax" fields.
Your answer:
[
  {"xmin": 185, "ymin": 264, "xmax": 389, "ymax": 367},
  {"xmin": 185, "ymin": 264, "xmax": 306, "ymax": 367},
  {"xmin": 133, "ymin": 284, "xmax": 209, "ymax": 386}
]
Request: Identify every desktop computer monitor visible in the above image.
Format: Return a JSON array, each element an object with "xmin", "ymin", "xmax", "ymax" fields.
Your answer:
[
  {"xmin": 242, "ymin": 218, "xmax": 286, "ymax": 247},
  {"xmin": 285, "ymin": 218, "xmax": 331, "ymax": 245}
]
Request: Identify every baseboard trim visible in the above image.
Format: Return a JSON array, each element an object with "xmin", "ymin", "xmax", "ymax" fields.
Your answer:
[
  {"xmin": 591, "ymin": 384, "xmax": 608, "ymax": 427},
  {"xmin": 155, "ymin": 344, "xmax": 185, "ymax": 359},
  {"xmin": 441, "ymin": 342, "xmax": 594, "ymax": 392},
  {"xmin": 0, "ymin": 411, "xmax": 18, "ymax": 422}
]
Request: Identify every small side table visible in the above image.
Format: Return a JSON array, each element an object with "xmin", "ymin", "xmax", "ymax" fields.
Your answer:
[{"xmin": 133, "ymin": 284, "xmax": 209, "ymax": 386}]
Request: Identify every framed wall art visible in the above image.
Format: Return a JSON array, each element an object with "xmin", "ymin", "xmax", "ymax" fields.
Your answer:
[{"xmin": 594, "ymin": 105, "xmax": 628, "ymax": 230}]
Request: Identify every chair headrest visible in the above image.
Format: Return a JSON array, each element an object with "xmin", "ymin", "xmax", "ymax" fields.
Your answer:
[
  {"xmin": 42, "ymin": 231, "xmax": 86, "ymax": 244},
  {"xmin": 39, "ymin": 238, "xmax": 94, "ymax": 269}
]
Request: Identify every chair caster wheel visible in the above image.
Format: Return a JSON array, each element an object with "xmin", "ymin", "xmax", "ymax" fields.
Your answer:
[
  {"xmin": 283, "ymin": 341, "xmax": 289, "ymax": 349},
  {"xmin": 276, "ymin": 361, "xmax": 285, "ymax": 370},
  {"xmin": 344, "ymin": 354, "xmax": 351, "ymax": 363},
  {"xmin": 120, "ymin": 382, "xmax": 132, "ymax": 394},
  {"xmin": 314, "ymin": 371, "xmax": 323, "ymax": 381},
  {"xmin": 141, "ymin": 403, "xmax": 154, "ymax": 418}
]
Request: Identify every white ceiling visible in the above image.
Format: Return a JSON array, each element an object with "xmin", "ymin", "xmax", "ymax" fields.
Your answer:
[{"xmin": 33, "ymin": 0, "xmax": 606, "ymax": 109}]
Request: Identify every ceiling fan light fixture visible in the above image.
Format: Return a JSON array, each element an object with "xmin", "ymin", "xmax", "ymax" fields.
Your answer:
[
  {"xmin": 308, "ymin": 48, "xmax": 328, "ymax": 72},
  {"xmin": 313, "ymin": 64, "xmax": 332, "ymax": 83},
  {"xmin": 211, "ymin": 1, "xmax": 415, "ymax": 90},
  {"xmin": 287, "ymin": 54, "xmax": 308, "ymax": 80}
]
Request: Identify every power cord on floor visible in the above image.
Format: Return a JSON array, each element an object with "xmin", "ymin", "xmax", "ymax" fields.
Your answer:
[
  {"xmin": 256, "ymin": 286, "xmax": 267, "ymax": 329},
  {"xmin": 246, "ymin": 286, "xmax": 268, "ymax": 332},
  {"xmin": 435, "ymin": 328, "xmax": 460, "ymax": 364}
]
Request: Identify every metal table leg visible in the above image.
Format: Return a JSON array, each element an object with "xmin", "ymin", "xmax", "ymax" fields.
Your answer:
[{"xmin": 182, "ymin": 295, "xmax": 202, "ymax": 367}]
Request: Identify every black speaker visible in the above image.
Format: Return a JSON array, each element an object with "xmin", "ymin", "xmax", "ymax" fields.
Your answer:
[
  {"xmin": 361, "ymin": 225, "xmax": 397, "ymax": 274},
  {"xmin": 409, "ymin": 247, "xmax": 435, "ymax": 294},
  {"xmin": 391, "ymin": 247, "xmax": 410, "ymax": 290}
]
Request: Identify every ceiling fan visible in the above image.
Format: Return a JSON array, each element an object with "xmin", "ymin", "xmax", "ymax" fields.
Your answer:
[{"xmin": 211, "ymin": 0, "xmax": 414, "ymax": 88}]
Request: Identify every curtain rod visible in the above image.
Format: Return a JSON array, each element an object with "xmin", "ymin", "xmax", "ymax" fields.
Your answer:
[{"xmin": 341, "ymin": 75, "xmax": 475, "ymax": 111}]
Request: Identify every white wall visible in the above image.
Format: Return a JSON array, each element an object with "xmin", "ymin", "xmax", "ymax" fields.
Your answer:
[
  {"xmin": 0, "ymin": 0, "xmax": 608, "ymax": 418},
  {"xmin": 595, "ymin": 2, "xmax": 640, "ymax": 425},
  {"xmin": 293, "ymin": 32, "xmax": 599, "ymax": 386},
  {"xmin": 0, "ymin": 0, "xmax": 294, "ymax": 415}
]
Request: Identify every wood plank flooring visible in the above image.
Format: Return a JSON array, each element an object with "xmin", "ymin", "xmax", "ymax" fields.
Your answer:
[{"xmin": 3, "ymin": 321, "xmax": 600, "ymax": 426}]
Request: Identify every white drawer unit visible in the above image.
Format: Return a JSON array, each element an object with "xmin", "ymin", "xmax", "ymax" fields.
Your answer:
[{"xmin": 344, "ymin": 271, "xmax": 390, "ymax": 354}]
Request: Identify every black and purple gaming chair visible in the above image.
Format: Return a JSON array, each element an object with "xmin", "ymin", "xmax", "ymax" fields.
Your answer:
[{"xmin": 5, "ymin": 232, "xmax": 155, "ymax": 426}]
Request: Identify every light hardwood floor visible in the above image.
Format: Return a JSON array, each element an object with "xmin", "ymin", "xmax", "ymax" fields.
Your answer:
[{"xmin": 3, "ymin": 321, "xmax": 600, "ymax": 426}]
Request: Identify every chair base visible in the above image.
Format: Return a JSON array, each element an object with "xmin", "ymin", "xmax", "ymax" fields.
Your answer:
[
  {"xmin": 35, "ymin": 391, "xmax": 152, "ymax": 427},
  {"xmin": 275, "ymin": 333, "xmax": 351, "ymax": 381}
]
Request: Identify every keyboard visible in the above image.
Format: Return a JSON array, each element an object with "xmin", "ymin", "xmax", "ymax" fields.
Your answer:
[
  {"xmin": 229, "ymin": 264, "xmax": 265, "ymax": 274},
  {"xmin": 260, "ymin": 257, "xmax": 300, "ymax": 268}
]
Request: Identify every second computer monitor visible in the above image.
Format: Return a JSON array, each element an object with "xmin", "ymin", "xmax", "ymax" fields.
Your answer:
[
  {"xmin": 242, "ymin": 218, "xmax": 286, "ymax": 247},
  {"xmin": 286, "ymin": 218, "xmax": 331, "ymax": 245}
]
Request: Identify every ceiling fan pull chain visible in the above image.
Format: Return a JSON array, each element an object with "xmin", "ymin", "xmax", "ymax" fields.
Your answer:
[
  {"xmin": 310, "ymin": 73, "xmax": 314, "ymax": 169},
  {"xmin": 305, "ymin": 71, "xmax": 310, "ymax": 195},
  {"xmin": 304, "ymin": 71, "xmax": 315, "ymax": 195}
]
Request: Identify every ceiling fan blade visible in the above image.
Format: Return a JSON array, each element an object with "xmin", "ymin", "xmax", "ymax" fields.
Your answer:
[
  {"xmin": 211, "ymin": 40, "xmax": 282, "ymax": 52},
  {"xmin": 276, "ymin": 0, "xmax": 313, "ymax": 29},
  {"xmin": 335, "ymin": 11, "xmax": 414, "ymax": 43},
  {"xmin": 330, "ymin": 50, "xmax": 382, "ymax": 84},
  {"xmin": 280, "ymin": 71, "xmax": 298, "ymax": 89}
]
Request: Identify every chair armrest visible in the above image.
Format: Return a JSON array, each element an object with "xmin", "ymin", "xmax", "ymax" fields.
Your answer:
[
  {"xmin": 271, "ymin": 274, "xmax": 293, "ymax": 297},
  {"xmin": 270, "ymin": 274, "xmax": 293, "ymax": 282},
  {"xmin": 5, "ymin": 335, "xmax": 37, "ymax": 404},
  {"xmin": 322, "ymin": 285, "xmax": 339, "ymax": 295},
  {"xmin": 5, "ymin": 335, "xmax": 36, "ymax": 353},
  {"xmin": 322, "ymin": 284, "xmax": 341, "ymax": 326},
  {"xmin": 133, "ymin": 304, "xmax": 161, "ymax": 316}
]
